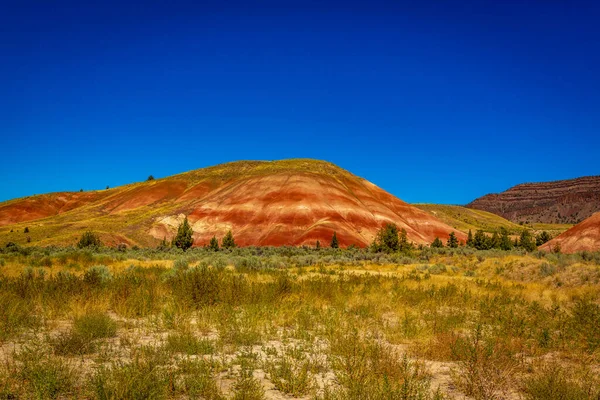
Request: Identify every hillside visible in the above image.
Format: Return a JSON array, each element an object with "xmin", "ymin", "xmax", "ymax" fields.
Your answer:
[
  {"xmin": 0, "ymin": 159, "xmax": 466, "ymax": 248},
  {"xmin": 540, "ymin": 212, "xmax": 600, "ymax": 253},
  {"xmin": 415, "ymin": 204, "xmax": 572, "ymax": 237},
  {"xmin": 414, "ymin": 204, "xmax": 524, "ymax": 234},
  {"xmin": 467, "ymin": 175, "xmax": 600, "ymax": 224}
]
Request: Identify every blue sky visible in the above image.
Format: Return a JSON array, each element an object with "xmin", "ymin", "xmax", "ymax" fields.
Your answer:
[{"xmin": 1, "ymin": 0, "xmax": 599, "ymax": 204}]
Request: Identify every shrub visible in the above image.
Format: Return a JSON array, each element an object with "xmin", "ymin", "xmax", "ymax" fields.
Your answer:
[
  {"xmin": 14, "ymin": 344, "xmax": 77, "ymax": 399},
  {"xmin": 74, "ymin": 312, "xmax": 117, "ymax": 339},
  {"xmin": 77, "ymin": 231, "xmax": 102, "ymax": 249},
  {"xmin": 522, "ymin": 362, "xmax": 600, "ymax": 400},
  {"xmin": 165, "ymin": 333, "xmax": 214, "ymax": 355},
  {"xmin": 90, "ymin": 358, "xmax": 170, "ymax": 400},
  {"xmin": 83, "ymin": 265, "xmax": 112, "ymax": 286},
  {"xmin": 431, "ymin": 237, "xmax": 444, "ymax": 248}
]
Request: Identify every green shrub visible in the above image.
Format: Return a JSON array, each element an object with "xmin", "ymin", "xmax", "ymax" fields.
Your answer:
[
  {"xmin": 83, "ymin": 265, "xmax": 112, "ymax": 286},
  {"xmin": 14, "ymin": 345, "xmax": 77, "ymax": 399},
  {"xmin": 77, "ymin": 231, "xmax": 102, "ymax": 248},
  {"xmin": 74, "ymin": 312, "xmax": 117, "ymax": 339},
  {"xmin": 522, "ymin": 363, "xmax": 600, "ymax": 400},
  {"xmin": 165, "ymin": 333, "xmax": 214, "ymax": 355},
  {"xmin": 90, "ymin": 357, "xmax": 170, "ymax": 400}
]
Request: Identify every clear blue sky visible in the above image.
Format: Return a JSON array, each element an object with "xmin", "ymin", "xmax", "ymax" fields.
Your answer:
[{"xmin": 1, "ymin": 0, "xmax": 599, "ymax": 204}]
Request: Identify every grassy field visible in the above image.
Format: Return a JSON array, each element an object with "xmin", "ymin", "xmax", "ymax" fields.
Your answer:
[
  {"xmin": 414, "ymin": 204, "xmax": 572, "ymax": 236},
  {"xmin": 1, "ymin": 246, "xmax": 599, "ymax": 399}
]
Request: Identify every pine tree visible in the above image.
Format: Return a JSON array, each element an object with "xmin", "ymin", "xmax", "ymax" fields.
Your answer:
[
  {"xmin": 473, "ymin": 230, "xmax": 488, "ymax": 250},
  {"xmin": 172, "ymin": 217, "xmax": 194, "ymax": 251},
  {"xmin": 222, "ymin": 230, "xmax": 236, "ymax": 249},
  {"xmin": 447, "ymin": 232, "xmax": 459, "ymax": 248},
  {"xmin": 24, "ymin": 227, "xmax": 29, "ymax": 233},
  {"xmin": 330, "ymin": 232, "xmax": 339, "ymax": 249},
  {"xmin": 315, "ymin": 240, "xmax": 321, "ymax": 250},
  {"xmin": 398, "ymin": 228, "xmax": 412, "ymax": 252},
  {"xmin": 371, "ymin": 223, "xmax": 400, "ymax": 253},
  {"xmin": 536, "ymin": 231, "xmax": 552, "ymax": 246},
  {"xmin": 490, "ymin": 232, "xmax": 500, "ymax": 249},
  {"xmin": 519, "ymin": 229, "xmax": 537, "ymax": 252},
  {"xmin": 499, "ymin": 227, "xmax": 512, "ymax": 251},
  {"xmin": 209, "ymin": 236, "xmax": 219, "ymax": 251},
  {"xmin": 431, "ymin": 237, "xmax": 444, "ymax": 248},
  {"xmin": 466, "ymin": 229, "xmax": 474, "ymax": 247}
]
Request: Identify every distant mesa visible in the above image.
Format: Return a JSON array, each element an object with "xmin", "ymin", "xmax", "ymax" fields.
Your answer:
[
  {"xmin": 467, "ymin": 176, "xmax": 600, "ymax": 225},
  {"xmin": 540, "ymin": 212, "xmax": 600, "ymax": 254},
  {"xmin": 0, "ymin": 159, "xmax": 466, "ymax": 248}
]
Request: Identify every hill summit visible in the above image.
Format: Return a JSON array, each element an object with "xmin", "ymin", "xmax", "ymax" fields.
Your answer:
[{"xmin": 0, "ymin": 159, "xmax": 465, "ymax": 247}]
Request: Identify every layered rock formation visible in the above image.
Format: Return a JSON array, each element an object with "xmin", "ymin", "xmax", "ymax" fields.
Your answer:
[{"xmin": 467, "ymin": 176, "xmax": 600, "ymax": 224}]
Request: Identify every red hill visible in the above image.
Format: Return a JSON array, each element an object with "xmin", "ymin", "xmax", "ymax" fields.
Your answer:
[
  {"xmin": 540, "ymin": 212, "xmax": 600, "ymax": 253},
  {"xmin": 0, "ymin": 159, "xmax": 466, "ymax": 248}
]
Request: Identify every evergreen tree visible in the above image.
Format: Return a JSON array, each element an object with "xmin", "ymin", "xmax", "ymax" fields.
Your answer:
[
  {"xmin": 222, "ymin": 230, "xmax": 236, "ymax": 249},
  {"xmin": 431, "ymin": 237, "xmax": 444, "ymax": 248},
  {"xmin": 447, "ymin": 232, "xmax": 459, "ymax": 248},
  {"xmin": 519, "ymin": 229, "xmax": 537, "ymax": 252},
  {"xmin": 536, "ymin": 231, "xmax": 552, "ymax": 246},
  {"xmin": 315, "ymin": 240, "xmax": 321, "ymax": 250},
  {"xmin": 398, "ymin": 228, "xmax": 412, "ymax": 252},
  {"xmin": 172, "ymin": 217, "xmax": 194, "ymax": 251},
  {"xmin": 466, "ymin": 229, "xmax": 474, "ymax": 247},
  {"xmin": 371, "ymin": 223, "xmax": 400, "ymax": 253},
  {"xmin": 209, "ymin": 236, "xmax": 219, "ymax": 251},
  {"xmin": 490, "ymin": 231, "xmax": 501, "ymax": 249},
  {"xmin": 147, "ymin": 175, "xmax": 155, "ymax": 181},
  {"xmin": 499, "ymin": 227, "xmax": 512, "ymax": 251},
  {"xmin": 24, "ymin": 227, "xmax": 29, "ymax": 233},
  {"xmin": 473, "ymin": 230, "xmax": 489, "ymax": 250},
  {"xmin": 330, "ymin": 232, "xmax": 339, "ymax": 249}
]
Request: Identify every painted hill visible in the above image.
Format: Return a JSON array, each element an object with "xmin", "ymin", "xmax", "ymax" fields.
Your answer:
[
  {"xmin": 467, "ymin": 176, "xmax": 600, "ymax": 224},
  {"xmin": 540, "ymin": 212, "xmax": 600, "ymax": 253},
  {"xmin": 0, "ymin": 159, "xmax": 466, "ymax": 248}
]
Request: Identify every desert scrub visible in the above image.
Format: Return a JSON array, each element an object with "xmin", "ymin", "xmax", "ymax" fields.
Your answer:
[
  {"xmin": 74, "ymin": 312, "xmax": 117, "ymax": 339},
  {"xmin": 521, "ymin": 361, "xmax": 600, "ymax": 400},
  {"xmin": 165, "ymin": 332, "xmax": 215, "ymax": 355},
  {"xmin": 231, "ymin": 367, "xmax": 265, "ymax": 400},
  {"xmin": 8, "ymin": 343, "xmax": 78, "ymax": 399},
  {"xmin": 51, "ymin": 312, "xmax": 116, "ymax": 356},
  {"xmin": 328, "ymin": 328, "xmax": 435, "ymax": 399},
  {"xmin": 89, "ymin": 355, "xmax": 172, "ymax": 400},
  {"xmin": 450, "ymin": 325, "xmax": 519, "ymax": 400},
  {"xmin": 264, "ymin": 354, "xmax": 315, "ymax": 396},
  {"xmin": 0, "ymin": 291, "xmax": 38, "ymax": 340},
  {"xmin": 83, "ymin": 264, "xmax": 112, "ymax": 286},
  {"xmin": 177, "ymin": 359, "xmax": 224, "ymax": 399}
]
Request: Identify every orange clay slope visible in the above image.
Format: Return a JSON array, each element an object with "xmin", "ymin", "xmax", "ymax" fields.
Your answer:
[
  {"xmin": 0, "ymin": 159, "xmax": 466, "ymax": 248},
  {"xmin": 540, "ymin": 212, "xmax": 600, "ymax": 253}
]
